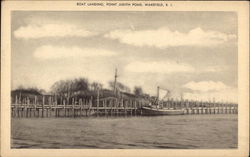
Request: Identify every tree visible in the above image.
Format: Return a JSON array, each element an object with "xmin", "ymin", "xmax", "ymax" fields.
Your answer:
[
  {"xmin": 51, "ymin": 77, "xmax": 89, "ymax": 96},
  {"xmin": 73, "ymin": 78, "xmax": 89, "ymax": 92},
  {"xmin": 109, "ymin": 81, "xmax": 131, "ymax": 93},
  {"xmin": 134, "ymin": 86, "xmax": 143, "ymax": 96},
  {"xmin": 91, "ymin": 82, "xmax": 103, "ymax": 91},
  {"xmin": 12, "ymin": 86, "xmax": 45, "ymax": 95}
]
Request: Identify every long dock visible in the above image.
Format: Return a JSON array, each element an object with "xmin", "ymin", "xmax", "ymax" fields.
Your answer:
[{"xmin": 11, "ymin": 95, "xmax": 238, "ymax": 118}]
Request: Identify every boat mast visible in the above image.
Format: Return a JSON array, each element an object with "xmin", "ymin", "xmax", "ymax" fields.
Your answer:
[
  {"xmin": 156, "ymin": 87, "xmax": 171, "ymax": 106},
  {"xmin": 157, "ymin": 86, "xmax": 160, "ymax": 106},
  {"xmin": 113, "ymin": 68, "xmax": 118, "ymax": 94}
]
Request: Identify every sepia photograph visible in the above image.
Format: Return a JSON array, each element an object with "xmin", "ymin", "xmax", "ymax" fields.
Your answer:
[
  {"xmin": 1, "ymin": 1, "xmax": 249, "ymax": 157},
  {"xmin": 10, "ymin": 10, "xmax": 239, "ymax": 149}
]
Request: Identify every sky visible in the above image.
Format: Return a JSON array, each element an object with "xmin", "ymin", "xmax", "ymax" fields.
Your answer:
[{"xmin": 11, "ymin": 11, "xmax": 238, "ymax": 102}]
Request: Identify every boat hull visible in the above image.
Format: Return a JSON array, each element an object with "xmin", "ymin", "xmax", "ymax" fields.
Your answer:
[{"xmin": 141, "ymin": 107, "xmax": 185, "ymax": 116}]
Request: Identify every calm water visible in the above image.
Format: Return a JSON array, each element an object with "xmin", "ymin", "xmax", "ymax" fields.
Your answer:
[{"xmin": 11, "ymin": 115, "xmax": 237, "ymax": 149}]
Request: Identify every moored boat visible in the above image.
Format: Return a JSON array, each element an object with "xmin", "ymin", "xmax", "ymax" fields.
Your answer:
[
  {"xmin": 141, "ymin": 86, "xmax": 185, "ymax": 116},
  {"xmin": 141, "ymin": 106, "xmax": 185, "ymax": 116}
]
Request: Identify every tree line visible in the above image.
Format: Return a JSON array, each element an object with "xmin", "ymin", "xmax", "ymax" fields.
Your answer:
[{"xmin": 12, "ymin": 77, "xmax": 148, "ymax": 99}]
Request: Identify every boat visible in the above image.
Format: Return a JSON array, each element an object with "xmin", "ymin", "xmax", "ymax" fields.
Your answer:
[
  {"xmin": 141, "ymin": 106, "xmax": 185, "ymax": 116},
  {"xmin": 141, "ymin": 86, "xmax": 185, "ymax": 116}
]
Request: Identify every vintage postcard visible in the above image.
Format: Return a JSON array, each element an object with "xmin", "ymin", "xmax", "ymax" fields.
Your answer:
[{"xmin": 1, "ymin": 1, "xmax": 249, "ymax": 157}]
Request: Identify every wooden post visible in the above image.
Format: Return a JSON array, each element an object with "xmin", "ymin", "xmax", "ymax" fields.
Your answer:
[
  {"xmin": 67, "ymin": 97, "xmax": 70, "ymax": 117},
  {"xmin": 87, "ymin": 97, "xmax": 92, "ymax": 117},
  {"xmin": 53, "ymin": 95, "xmax": 56, "ymax": 117},
  {"xmin": 134, "ymin": 101, "xmax": 137, "ymax": 116},
  {"xmin": 231, "ymin": 104, "xmax": 233, "ymax": 114},
  {"xmin": 218, "ymin": 103, "xmax": 220, "ymax": 114},
  {"xmin": 97, "ymin": 88, "xmax": 100, "ymax": 116},
  {"xmin": 42, "ymin": 95, "xmax": 45, "ymax": 118},
  {"xmin": 204, "ymin": 102, "xmax": 207, "ymax": 114},
  {"xmin": 173, "ymin": 100, "xmax": 176, "ymax": 110},
  {"xmin": 126, "ymin": 100, "xmax": 128, "ymax": 116},
  {"xmin": 189, "ymin": 101, "xmax": 193, "ymax": 114},
  {"xmin": 28, "ymin": 98, "xmax": 31, "ymax": 117},
  {"xmin": 192, "ymin": 101, "xmax": 195, "ymax": 114},
  {"xmin": 21, "ymin": 106, "xmax": 24, "ymax": 118},
  {"xmin": 183, "ymin": 101, "xmax": 186, "ymax": 114},
  {"xmin": 201, "ymin": 101, "xmax": 203, "ymax": 114},
  {"xmin": 82, "ymin": 99, "xmax": 85, "ymax": 115},
  {"xmin": 121, "ymin": 98, "xmax": 124, "ymax": 116},
  {"xmin": 114, "ymin": 99, "xmax": 116, "ymax": 116},
  {"xmin": 115, "ymin": 98, "xmax": 118, "ymax": 116},
  {"xmin": 34, "ymin": 96, "xmax": 37, "ymax": 117},
  {"xmin": 25, "ymin": 97, "xmax": 27, "ymax": 117},
  {"xmin": 233, "ymin": 104, "xmax": 236, "ymax": 114},
  {"xmin": 83, "ymin": 98, "xmax": 86, "ymax": 116},
  {"xmin": 19, "ymin": 97, "xmax": 21, "ymax": 117},
  {"xmin": 106, "ymin": 99, "xmax": 109, "ymax": 116},
  {"xmin": 189, "ymin": 101, "xmax": 192, "ymax": 114},
  {"xmin": 11, "ymin": 106, "xmax": 13, "ymax": 117},
  {"xmin": 24, "ymin": 97, "xmax": 28, "ymax": 118},
  {"xmin": 224, "ymin": 103, "xmax": 226, "ymax": 114},
  {"xmin": 14, "ymin": 95, "xmax": 17, "ymax": 117},
  {"xmin": 165, "ymin": 98, "xmax": 168, "ymax": 109},
  {"xmin": 84, "ymin": 99, "xmax": 88, "ymax": 117},
  {"xmin": 79, "ymin": 99, "xmax": 82, "ymax": 117},
  {"xmin": 185, "ymin": 100, "xmax": 188, "ymax": 114},
  {"xmin": 110, "ymin": 99, "xmax": 113, "ymax": 116},
  {"xmin": 55, "ymin": 102, "xmax": 58, "ymax": 117},
  {"xmin": 60, "ymin": 96, "xmax": 63, "ymax": 106},
  {"xmin": 46, "ymin": 97, "xmax": 49, "ymax": 117},
  {"xmin": 180, "ymin": 99, "xmax": 183, "ymax": 109},
  {"xmin": 214, "ymin": 103, "xmax": 216, "ymax": 114},
  {"xmin": 211, "ymin": 102, "xmax": 214, "ymax": 114},
  {"xmin": 104, "ymin": 99, "xmax": 107, "ymax": 116},
  {"xmin": 171, "ymin": 98, "xmax": 174, "ymax": 109},
  {"xmin": 229, "ymin": 104, "xmax": 231, "ymax": 114},
  {"xmin": 220, "ymin": 103, "xmax": 223, "ymax": 114},
  {"xmin": 118, "ymin": 98, "xmax": 120, "ymax": 116},
  {"xmin": 15, "ymin": 95, "xmax": 18, "ymax": 105},
  {"xmin": 140, "ymin": 101, "xmax": 143, "ymax": 115},
  {"xmin": 211, "ymin": 102, "xmax": 213, "ymax": 114},
  {"xmin": 62, "ymin": 99, "xmax": 65, "ymax": 117},
  {"xmin": 197, "ymin": 101, "xmax": 200, "ymax": 114},
  {"xmin": 130, "ymin": 100, "xmax": 133, "ymax": 116},
  {"xmin": 192, "ymin": 101, "xmax": 196, "ymax": 114},
  {"xmin": 226, "ymin": 103, "xmax": 229, "ymax": 114},
  {"xmin": 230, "ymin": 104, "xmax": 233, "ymax": 114},
  {"xmin": 216, "ymin": 103, "xmax": 218, "ymax": 114},
  {"xmin": 51, "ymin": 96, "xmax": 54, "ymax": 117},
  {"xmin": 19, "ymin": 92, "xmax": 22, "ymax": 104},
  {"xmin": 73, "ymin": 98, "xmax": 75, "ymax": 118},
  {"xmin": 20, "ymin": 98, "xmax": 23, "ymax": 117},
  {"xmin": 207, "ymin": 101, "xmax": 210, "ymax": 114}
]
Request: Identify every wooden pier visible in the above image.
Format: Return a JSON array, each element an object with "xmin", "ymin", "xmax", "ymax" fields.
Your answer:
[
  {"xmin": 11, "ymin": 94, "xmax": 238, "ymax": 118},
  {"xmin": 11, "ymin": 95, "xmax": 143, "ymax": 118}
]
